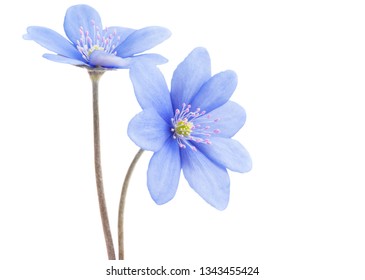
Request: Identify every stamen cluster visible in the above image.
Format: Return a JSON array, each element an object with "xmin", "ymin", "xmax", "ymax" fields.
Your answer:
[
  {"xmin": 76, "ymin": 20, "xmax": 120, "ymax": 61},
  {"xmin": 171, "ymin": 103, "xmax": 221, "ymax": 151}
]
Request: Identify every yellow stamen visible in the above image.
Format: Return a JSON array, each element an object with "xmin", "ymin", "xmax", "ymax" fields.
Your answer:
[{"xmin": 175, "ymin": 121, "xmax": 193, "ymax": 137}]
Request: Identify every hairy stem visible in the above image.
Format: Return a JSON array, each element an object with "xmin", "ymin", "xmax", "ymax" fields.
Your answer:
[
  {"xmin": 89, "ymin": 69, "xmax": 116, "ymax": 260},
  {"xmin": 118, "ymin": 149, "xmax": 144, "ymax": 260}
]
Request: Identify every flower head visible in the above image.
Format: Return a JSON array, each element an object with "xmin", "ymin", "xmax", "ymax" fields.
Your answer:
[
  {"xmin": 23, "ymin": 5, "xmax": 171, "ymax": 69},
  {"xmin": 128, "ymin": 47, "xmax": 252, "ymax": 210}
]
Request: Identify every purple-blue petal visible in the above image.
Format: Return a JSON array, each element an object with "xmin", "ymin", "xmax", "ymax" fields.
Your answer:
[
  {"xmin": 181, "ymin": 148, "xmax": 230, "ymax": 210},
  {"xmin": 89, "ymin": 50, "xmax": 131, "ymax": 68},
  {"xmin": 23, "ymin": 26, "xmax": 83, "ymax": 60},
  {"xmin": 42, "ymin": 54, "xmax": 87, "ymax": 66},
  {"xmin": 102, "ymin": 26, "xmax": 135, "ymax": 48},
  {"xmin": 147, "ymin": 138, "xmax": 181, "ymax": 205},
  {"xmin": 129, "ymin": 63, "xmax": 173, "ymax": 121},
  {"xmin": 206, "ymin": 101, "xmax": 246, "ymax": 138},
  {"xmin": 127, "ymin": 108, "xmax": 171, "ymax": 152},
  {"xmin": 114, "ymin": 26, "xmax": 171, "ymax": 57},
  {"xmin": 171, "ymin": 47, "xmax": 211, "ymax": 110},
  {"xmin": 191, "ymin": 70, "xmax": 238, "ymax": 113},
  {"xmin": 128, "ymin": 53, "xmax": 168, "ymax": 66},
  {"xmin": 63, "ymin": 4, "xmax": 102, "ymax": 45},
  {"xmin": 197, "ymin": 138, "xmax": 252, "ymax": 173}
]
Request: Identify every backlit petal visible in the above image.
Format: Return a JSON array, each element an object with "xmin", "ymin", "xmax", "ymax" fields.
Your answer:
[
  {"xmin": 197, "ymin": 138, "xmax": 252, "ymax": 173},
  {"xmin": 89, "ymin": 50, "xmax": 131, "ymax": 68},
  {"xmin": 129, "ymin": 63, "xmax": 173, "ymax": 121},
  {"xmin": 128, "ymin": 54, "xmax": 168, "ymax": 66},
  {"xmin": 64, "ymin": 4, "xmax": 102, "ymax": 45},
  {"xmin": 171, "ymin": 48, "xmax": 211, "ymax": 110},
  {"xmin": 181, "ymin": 148, "xmax": 230, "ymax": 210},
  {"xmin": 205, "ymin": 101, "xmax": 246, "ymax": 138},
  {"xmin": 147, "ymin": 138, "xmax": 181, "ymax": 204},
  {"xmin": 128, "ymin": 108, "xmax": 171, "ymax": 152},
  {"xmin": 102, "ymin": 26, "xmax": 135, "ymax": 48},
  {"xmin": 24, "ymin": 26, "xmax": 83, "ymax": 60},
  {"xmin": 42, "ymin": 54, "xmax": 87, "ymax": 65},
  {"xmin": 191, "ymin": 70, "xmax": 237, "ymax": 113},
  {"xmin": 114, "ymin": 26, "xmax": 171, "ymax": 57}
]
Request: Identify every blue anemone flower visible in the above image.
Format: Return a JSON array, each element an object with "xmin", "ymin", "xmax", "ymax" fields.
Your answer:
[
  {"xmin": 23, "ymin": 4, "xmax": 171, "ymax": 69},
  {"xmin": 128, "ymin": 47, "xmax": 252, "ymax": 210}
]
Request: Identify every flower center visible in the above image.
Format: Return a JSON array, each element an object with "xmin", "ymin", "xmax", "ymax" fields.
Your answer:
[
  {"xmin": 171, "ymin": 103, "xmax": 221, "ymax": 151},
  {"xmin": 175, "ymin": 120, "xmax": 193, "ymax": 137},
  {"xmin": 76, "ymin": 20, "xmax": 120, "ymax": 61}
]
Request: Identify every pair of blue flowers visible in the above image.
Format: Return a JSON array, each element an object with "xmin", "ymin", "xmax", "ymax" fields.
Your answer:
[{"xmin": 24, "ymin": 4, "xmax": 251, "ymax": 210}]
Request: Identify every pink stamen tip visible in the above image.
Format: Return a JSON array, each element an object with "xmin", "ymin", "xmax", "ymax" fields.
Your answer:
[
  {"xmin": 192, "ymin": 147, "xmax": 197, "ymax": 151},
  {"xmin": 213, "ymin": 129, "xmax": 221, "ymax": 134},
  {"xmin": 214, "ymin": 118, "xmax": 220, "ymax": 122},
  {"xmin": 91, "ymin": 20, "xmax": 95, "ymax": 25}
]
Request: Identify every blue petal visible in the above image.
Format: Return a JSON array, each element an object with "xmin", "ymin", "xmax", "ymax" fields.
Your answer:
[
  {"xmin": 147, "ymin": 138, "xmax": 181, "ymax": 204},
  {"xmin": 128, "ymin": 108, "xmax": 171, "ymax": 151},
  {"xmin": 197, "ymin": 138, "xmax": 252, "ymax": 173},
  {"xmin": 89, "ymin": 50, "xmax": 131, "ymax": 68},
  {"xmin": 181, "ymin": 148, "xmax": 230, "ymax": 210},
  {"xmin": 63, "ymin": 4, "xmax": 102, "ymax": 45},
  {"xmin": 23, "ymin": 26, "xmax": 83, "ymax": 60},
  {"xmin": 191, "ymin": 70, "xmax": 238, "ymax": 113},
  {"xmin": 171, "ymin": 47, "xmax": 211, "ymax": 110},
  {"xmin": 102, "ymin": 26, "xmax": 135, "ymax": 47},
  {"xmin": 128, "ymin": 53, "xmax": 168, "ymax": 66},
  {"xmin": 129, "ymin": 63, "xmax": 173, "ymax": 121},
  {"xmin": 206, "ymin": 101, "xmax": 246, "ymax": 138},
  {"xmin": 114, "ymin": 26, "xmax": 171, "ymax": 57},
  {"xmin": 43, "ymin": 54, "xmax": 87, "ymax": 66}
]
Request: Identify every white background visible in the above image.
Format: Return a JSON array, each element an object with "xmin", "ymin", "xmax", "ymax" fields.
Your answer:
[{"xmin": 1, "ymin": 0, "xmax": 364, "ymax": 279}]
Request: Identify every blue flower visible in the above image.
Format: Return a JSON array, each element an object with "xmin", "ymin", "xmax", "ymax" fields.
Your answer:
[
  {"xmin": 23, "ymin": 4, "xmax": 171, "ymax": 69},
  {"xmin": 128, "ymin": 47, "xmax": 252, "ymax": 210}
]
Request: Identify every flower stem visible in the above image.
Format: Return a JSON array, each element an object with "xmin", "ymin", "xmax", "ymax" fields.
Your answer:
[
  {"xmin": 88, "ymin": 69, "xmax": 116, "ymax": 260},
  {"xmin": 118, "ymin": 148, "xmax": 144, "ymax": 260}
]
